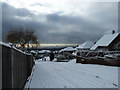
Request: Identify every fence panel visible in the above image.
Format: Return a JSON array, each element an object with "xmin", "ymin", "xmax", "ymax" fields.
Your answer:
[
  {"xmin": 2, "ymin": 45, "xmax": 12, "ymax": 88},
  {"xmin": 1, "ymin": 44, "xmax": 33, "ymax": 89},
  {"xmin": 0, "ymin": 44, "xmax": 2, "ymax": 90}
]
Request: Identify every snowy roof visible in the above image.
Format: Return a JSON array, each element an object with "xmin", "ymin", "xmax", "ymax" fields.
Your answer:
[
  {"xmin": 0, "ymin": 42, "xmax": 31, "ymax": 55},
  {"xmin": 90, "ymin": 33, "xmax": 119, "ymax": 50},
  {"xmin": 73, "ymin": 47, "xmax": 77, "ymax": 50},
  {"xmin": 0, "ymin": 42, "xmax": 12, "ymax": 48},
  {"xmin": 30, "ymin": 50, "xmax": 37, "ymax": 53},
  {"xmin": 77, "ymin": 41, "xmax": 94, "ymax": 49},
  {"xmin": 60, "ymin": 47, "xmax": 74, "ymax": 52},
  {"xmin": 38, "ymin": 50, "xmax": 51, "ymax": 53}
]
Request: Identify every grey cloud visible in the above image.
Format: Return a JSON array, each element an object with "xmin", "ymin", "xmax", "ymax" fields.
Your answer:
[
  {"xmin": 40, "ymin": 31, "xmax": 101, "ymax": 44},
  {"xmin": 86, "ymin": 2, "xmax": 118, "ymax": 29},
  {"xmin": 30, "ymin": 3, "xmax": 43, "ymax": 6},
  {"xmin": 2, "ymin": 3, "xmax": 34, "ymax": 17},
  {"xmin": 2, "ymin": 2, "xmax": 118, "ymax": 44},
  {"xmin": 46, "ymin": 13, "xmax": 107, "ymax": 34}
]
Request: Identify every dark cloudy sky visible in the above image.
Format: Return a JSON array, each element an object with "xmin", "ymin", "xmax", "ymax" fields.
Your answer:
[{"xmin": 1, "ymin": 0, "xmax": 119, "ymax": 44}]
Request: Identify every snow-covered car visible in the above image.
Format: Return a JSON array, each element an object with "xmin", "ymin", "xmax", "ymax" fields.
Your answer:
[{"xmin": 56, "ymin": 55, "xmax": 68, "ymax": 62}]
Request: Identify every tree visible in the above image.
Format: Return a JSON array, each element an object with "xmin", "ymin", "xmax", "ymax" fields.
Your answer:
[{"xmin": 6, "ymin": 28, "xmax": 39, "ymax": 49}]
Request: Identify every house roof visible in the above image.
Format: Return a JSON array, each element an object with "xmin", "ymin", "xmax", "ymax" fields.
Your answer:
[
  {"xmin": 90, "ymin": 33, "xmax": 119, "ymax": 50},
  {"xmin": 38, "ymin": 50, "xmax": 51, "ymax": 53},
  {"xmin": 77, "ymin": 41, "xmax": 94, "ymax": 49},
  {"xmin": 60, "ymin": 47, "xmax": 74, "ymax": 52}
]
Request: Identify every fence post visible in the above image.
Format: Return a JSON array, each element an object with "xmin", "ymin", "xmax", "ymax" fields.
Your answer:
[
  {"xmin": 11, "ymin": 46, "xmax": 13, "ymax": 89},
  {"xmin": 1, "ymin": 44, "xmax": 33, "ymax": 89},
  {"xmin": 0, "ymin": 1, "xmax": 2, "ymax": 89},
  {"xmin": 0, "ymin": 37, "xmax": 1, "ymax": 88}
]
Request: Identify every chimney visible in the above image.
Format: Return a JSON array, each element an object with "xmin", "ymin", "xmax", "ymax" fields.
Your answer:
[{"xmin": 112, "ymin": 30, "xmax": 115, "ymax": 34}]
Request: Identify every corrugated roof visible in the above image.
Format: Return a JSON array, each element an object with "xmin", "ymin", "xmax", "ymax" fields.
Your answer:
[{"xmin": 90, "ymin": 33, "xmax": 119, "ymax": 50}]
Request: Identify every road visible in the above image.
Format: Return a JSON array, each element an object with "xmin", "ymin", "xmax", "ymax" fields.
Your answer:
[{"xmin": 25, "ymin": 59, "xmax": 118, "ymax": 88}]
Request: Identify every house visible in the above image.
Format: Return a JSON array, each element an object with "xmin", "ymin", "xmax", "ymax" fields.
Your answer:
[
  {"xmin": 38, "ymin": 50, "xmax": 51, "ymax": 54},
  {"xmin": 76, "ymin": 41, "xmax": 94, "ymax": 51},
  {"xmin": 60, "ymin": 47, "xmax": 75, "ymax": 53},
  {"xmin": 90, "ymin": 33, "xmax": 120, "ymax": 51}
]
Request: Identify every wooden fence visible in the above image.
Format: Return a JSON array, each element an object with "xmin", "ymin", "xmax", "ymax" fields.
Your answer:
[{"xmin": 1, "ymin": 44, "xmax": 34, "ymax": 89}]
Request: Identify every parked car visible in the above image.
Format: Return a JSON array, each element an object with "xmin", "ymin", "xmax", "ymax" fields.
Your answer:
[{"xmin": 56, "ymin": 55, "xmax": 69, "ymax": 62}]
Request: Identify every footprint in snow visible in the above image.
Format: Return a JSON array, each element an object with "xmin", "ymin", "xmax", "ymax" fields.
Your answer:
[
  {"xmin": 112, "ymin": 83, "xmax": 117, "ymax": 87},
  {"xmin": 95, "ymin": 76, "xmax": 100, "ymax": 79}
]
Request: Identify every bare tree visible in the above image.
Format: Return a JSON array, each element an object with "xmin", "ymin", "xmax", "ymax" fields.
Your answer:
[{"xmin": 6, "ymin": 28, "xmax": 39, "ymax": 50}]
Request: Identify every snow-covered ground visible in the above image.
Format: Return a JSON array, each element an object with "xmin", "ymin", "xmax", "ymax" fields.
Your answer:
[{"xmin": 25, "ymin": 58, "xmax": 118, "ymax": 88}]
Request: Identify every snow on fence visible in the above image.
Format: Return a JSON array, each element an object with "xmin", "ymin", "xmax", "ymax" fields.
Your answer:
[
  {"xmin": 76, "ymin": 50, "xmax": 120, "ymax": 66},
  {"xmin": 1, "ymin": 44, "xmax": 34, "ymax": 89}
]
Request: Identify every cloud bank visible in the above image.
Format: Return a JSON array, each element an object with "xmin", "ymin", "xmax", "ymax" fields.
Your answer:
[{"xmin": 2, "ymin": 1, "xmax": 118, "ymax": 44}]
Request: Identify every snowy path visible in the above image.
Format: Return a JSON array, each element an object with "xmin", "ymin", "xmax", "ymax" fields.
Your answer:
[{"xmin": 25, "ymin": 59, "xmax": 118, "ymax": 88}]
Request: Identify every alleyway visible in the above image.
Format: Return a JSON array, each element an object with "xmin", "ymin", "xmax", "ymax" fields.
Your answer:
[{"xmin": 25, "ymin": 59, "xmax": 118, "ymax": 88}]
